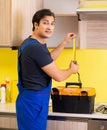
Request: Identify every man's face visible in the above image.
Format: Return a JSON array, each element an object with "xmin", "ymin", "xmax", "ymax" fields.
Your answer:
[{"xmin": 34, "ymin": 16, "xmax": 55, "ymax": 39}]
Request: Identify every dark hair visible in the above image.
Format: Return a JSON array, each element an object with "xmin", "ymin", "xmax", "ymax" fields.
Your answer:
[{"xmin": 32, "ymin": 9, "xmax": 55, "ymax": 31}]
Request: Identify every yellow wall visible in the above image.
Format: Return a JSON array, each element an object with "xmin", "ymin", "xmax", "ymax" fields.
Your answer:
[
  {"xmin": 0, "ymin": 48, "xmax": 107, "ymax": 102},
  {"xmin": 0, "ymin": 48, "xmax": 18, "ymax": 102},
  {"xmin": 51, "ymin": 49, "xmax": 107, "ymax": 102}
]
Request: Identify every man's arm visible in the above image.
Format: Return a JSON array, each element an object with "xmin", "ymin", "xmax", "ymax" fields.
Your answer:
[
  {"xmin": 50, "ymin": 32, "xmax": 76, "ymax": 60},
  {"xmin": 41, "ymin": 61, "xmax": 79, "ymax": 82}
]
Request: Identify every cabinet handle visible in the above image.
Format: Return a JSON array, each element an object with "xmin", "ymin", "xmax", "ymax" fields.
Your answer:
[{"xmin": 100, "ymin": 125, "xmax": 105, "ymax": 130}]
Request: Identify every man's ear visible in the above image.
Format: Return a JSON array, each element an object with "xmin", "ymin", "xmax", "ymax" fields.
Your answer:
[{"xmin": 34, "ymin": 22, "xmax": 39, "ymax": 29}]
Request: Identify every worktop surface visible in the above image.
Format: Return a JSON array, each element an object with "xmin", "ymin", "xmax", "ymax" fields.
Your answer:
[{"xmin": 0, "ymin": 103, "xmax": 107, "ymax": 120}]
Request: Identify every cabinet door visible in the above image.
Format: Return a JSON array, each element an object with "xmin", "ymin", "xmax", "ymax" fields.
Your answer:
[
  {"xmin": 0, "ymin": 0, "xmax": 11, "ymax": 47},
  {"xmin": 47, "ymin": 120, "xmax": 88, "ymax": 130},
  {"xmin": 43, "ymin": 0, "xmax": 79, "ymax": 48},
  {"xmin": 88, "ymin": 119, "xmax": 107, "ymax": 130},
  {"xmin": 46, "ymin": 16, "xmax": 78, "ymax": 48},
  {"xmin": 0, "ymin": 0, "xmax": 43, "ymax": 47},
  {"xmin": 0, "ymin": 116, "xmax": 17, "ymax": 129},
  {"xmin": 79, "ymin": 20, "xmax": 107, "ymax": 49}
]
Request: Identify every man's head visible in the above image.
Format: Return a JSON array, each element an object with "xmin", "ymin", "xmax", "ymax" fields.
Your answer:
[
  {"xmin": 32, "ymin": 9, "xmax": 55, "ymax": 31},
  {"xmin": 32, "ymin": 9, "xmax": 55, "ymax": 40}
]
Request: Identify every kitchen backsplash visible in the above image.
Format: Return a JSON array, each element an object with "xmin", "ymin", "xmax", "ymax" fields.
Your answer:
[{"xmin": 0, "ymin": 48, "xmax": 107, "ymax": 102}]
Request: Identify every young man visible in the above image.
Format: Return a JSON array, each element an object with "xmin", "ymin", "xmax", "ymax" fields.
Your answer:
[{"xmin": 16, "ymin": 9, "xmax": 79, "ymax": 130}]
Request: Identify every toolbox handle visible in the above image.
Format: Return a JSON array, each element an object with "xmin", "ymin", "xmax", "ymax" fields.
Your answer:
[
  {"xmin": 65, "ymin": 82, "xmax": 82, "ymax": 88},
  {"xmin": 65, "ymin": 72, "xmax": 82, "ymax": 88}
]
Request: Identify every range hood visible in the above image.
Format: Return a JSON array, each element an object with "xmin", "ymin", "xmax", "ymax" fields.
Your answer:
[{"xmin": 77, "ymin": 1, "xmax": 107, "ymax": 20}]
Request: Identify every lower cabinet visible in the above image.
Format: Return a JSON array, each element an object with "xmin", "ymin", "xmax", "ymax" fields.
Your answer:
[
  {"xmin": 47, "ymin": 119, "xmax": 88, "ymax": 130},
  {"xmin": 0, "ymin": 115, "xmax": 17, "ymax": 130},
  {"xmin": 88, "ymin": 119, "xmax": 107, "ymax": 130},
  {"xmin": 0, "ymin": 115, "xmax": 88, "ymax": 130},
  {"xmin": 1, "ymin": 114, "xmax": 107, "ymax": 130}
]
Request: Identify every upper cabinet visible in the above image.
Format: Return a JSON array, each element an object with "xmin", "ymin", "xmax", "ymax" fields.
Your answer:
[
  {"xmin": 46, "ymin": 16, "xmax": 78, "ymax": 48},
  {"xmin": 43, "ymin": 0, "xmax": 79, "ymax": 48},
  {"xmin": 0, "ymin": 0, "xmax": 43, "ymax": 47},
  {"xmin": 2, "ymin": 0, "xmax": 107, "ymax": 49},
  {"xmin": 0, "ymin": 0, "xmax": 11, "ymax": 47},
  {"xmin": 77, "ymin": 0, "xmax": 107, "ymax": 49},
  {"xmin": 43, "ymin": 0, "xmax": 78, "ymax": 15}
]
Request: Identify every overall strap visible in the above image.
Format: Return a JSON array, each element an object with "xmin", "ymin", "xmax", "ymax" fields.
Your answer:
[
  {"xmin": 18, "ymin": 39, "xmax": 38, "ymax": 92},
  {"xmin": 18, "ymin": 39, "xmax": 38, "ymax": 56}
]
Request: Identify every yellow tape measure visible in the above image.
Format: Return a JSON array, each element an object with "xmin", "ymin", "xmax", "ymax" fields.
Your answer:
[{"xmin": 73, "ymin": 38, "xmax": 76, "ymax": 62}]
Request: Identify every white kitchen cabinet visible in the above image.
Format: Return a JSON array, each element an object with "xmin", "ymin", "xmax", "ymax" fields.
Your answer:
[
  {"xmin": 0, "ymin": 0, "xmax": 43, "ymax": 47},
  {"xmin": 47, "ymin": 119, "xmax": 88, "ymax": 130},
  {"xmin": 43, "ymin": 0, "xmax": 79, "ymax": 48}
]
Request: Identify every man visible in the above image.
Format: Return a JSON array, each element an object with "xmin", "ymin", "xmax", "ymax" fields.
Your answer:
[{"xmin": 16, "ymin": 9, "xmax": 79, "ymax": 130}]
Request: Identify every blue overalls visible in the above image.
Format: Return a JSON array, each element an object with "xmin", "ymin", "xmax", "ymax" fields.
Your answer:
[{"xmin": 16, "ymin": 39, "xmax": 52, "ymax": 130}]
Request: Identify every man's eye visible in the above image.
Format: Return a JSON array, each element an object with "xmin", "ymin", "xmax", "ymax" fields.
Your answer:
[
  {"xmin": 43, "ymin": 22, "xmax": 48, "ymax": 25},
  {"xmin": 51, "ymin": 22, "xmax": 55, "ymax": 26}
]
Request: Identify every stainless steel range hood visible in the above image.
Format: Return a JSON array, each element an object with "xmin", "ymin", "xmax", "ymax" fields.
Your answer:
[{"xmin": 77, "ymin": 1, "xmax": 107, "ymax": 20}]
